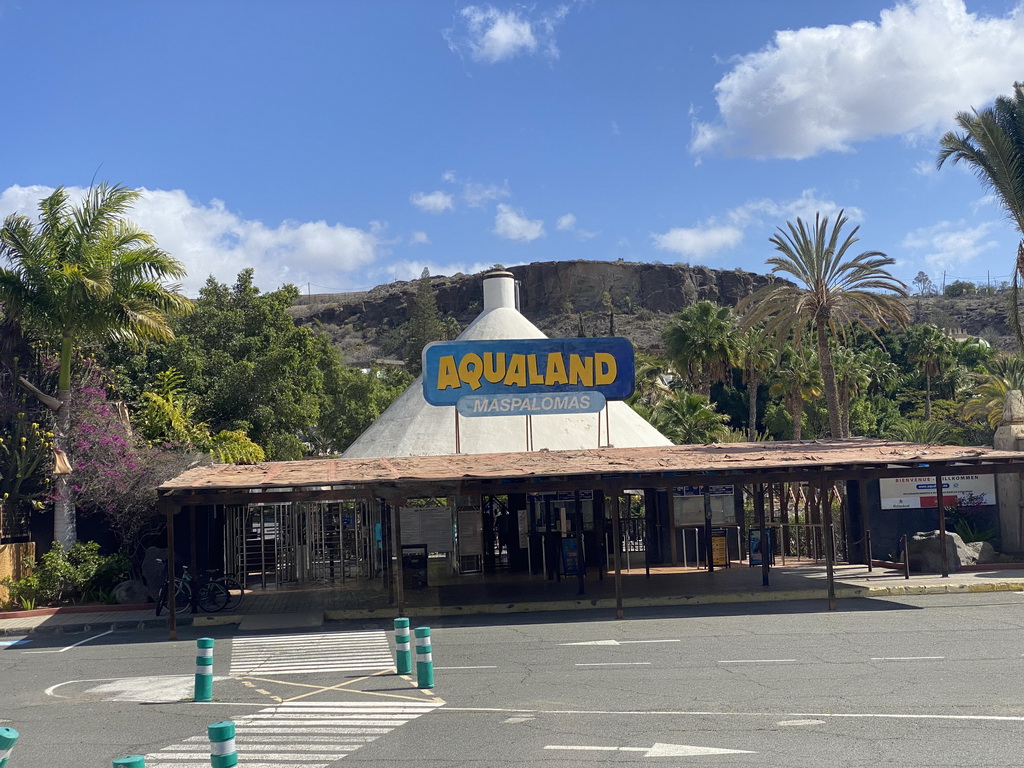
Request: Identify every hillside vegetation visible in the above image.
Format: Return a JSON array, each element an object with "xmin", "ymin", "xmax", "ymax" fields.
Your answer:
[{"xmin": 289, "ymin": 260, "xmax": 1014, "ymax": 365}]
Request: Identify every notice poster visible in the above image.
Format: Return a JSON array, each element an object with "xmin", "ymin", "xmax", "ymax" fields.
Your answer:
[
  {"xmin": 561, "ymin": 537, "xmax": 584, "ymax": 576},
  {"xmin": 879, "ymin": 474, "xmax": 996, "ymax": 510}
]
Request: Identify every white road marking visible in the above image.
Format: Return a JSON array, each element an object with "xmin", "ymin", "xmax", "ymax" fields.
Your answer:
[
  {"xmin": 870, "ymin": 656, "xmax": 945, "ymax": 661},
  {"xmin": 777, "ymin": 719, "xmax": 825, "ymax": 726},
  {"xmin": 545, "ymin": 743, "xmax": 755, "ymax": 757},
  {"xmin": 23, "ymin": 629, "xmax": 112, "ymax": 654},
  {"xmin": 434, "ymin": 666, "xmax": 497, "ymax": 670},
  {"xmin": 45, "ymin": 675, "xmax": 233, "ymax": 701},
  {"xmin": 621, "ymin": 639, "xmax": 682, "ymax": 645},
  {"xmin": 442, "ymin": 706, "xmax": 1024, "ymax": 722},
  {"xmin": 575, "ymin": 662, "xmax": 652, "ymax": 666},
  {"xmin": 230, "ymin": 630, "xmax": 394, "ymax": 676},
  {"xmin": 145, "ymin": 701, "xmax": 443, "ymax": 768},
  {"xmin": 718, "ymin": 659, "xmax": 797, "ymax": 664},
  {"xmin": 560, "ymin": 639, "xmax": 681, "ymax": 646}
]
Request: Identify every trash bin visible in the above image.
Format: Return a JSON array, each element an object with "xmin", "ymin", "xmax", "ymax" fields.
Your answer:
[{"xmin": 402, "ymin": 544, "xmax": 429, "ymax": 589}]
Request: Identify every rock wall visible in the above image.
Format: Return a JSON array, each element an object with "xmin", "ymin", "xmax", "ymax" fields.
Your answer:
[{"xmin": 291, "ymin": 260, "xmax": 777, "ymax": 365}]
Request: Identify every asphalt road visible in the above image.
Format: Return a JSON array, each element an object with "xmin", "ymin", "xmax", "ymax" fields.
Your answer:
[{"xmin": 3, "ymin": 593, "xmax": 1024, "ymax": 767}]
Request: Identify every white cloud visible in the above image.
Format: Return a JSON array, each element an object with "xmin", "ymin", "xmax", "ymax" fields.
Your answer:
[
  {"xmin": 691, "ymin": 0, "xmax": 1024, "ymax": 159},
  {"xmin": 652, "ymin": 226, "xmax": 743, "ymax": 259},
  {"xmin": 410, "ymin": 231, "xmax": 430, "ymax": 245},
  {"xmin": 0, "ymin": 185, "xmax": 382, "ymax": 295},
  {"xmin": 444, "ymin": 4, "xmax": 570, "ymax": 64},
  {"xmin": 463, "ymin": 179, "xmax": 510, "ymax": 208},
  {"xmin": 556, "ymin": 212, "xmax": 597, "ymax": 240},
  {"xmin": 494, "ymin": 203, "xmax": 545, "ymax": 241},
  {"xmin": 652, "ymin": 189, "xmax": 857, "ymax": 259},
  {"xmin": 410, "ymin": 190, "xmax": 454, "ymax": 213},
  {"xmin": 384, "ymin": 259, "xmax": 500, "ymax": 282},
  {"xmin": 902, "ymin": 220, "xmax": 998, "ymax": 270}
]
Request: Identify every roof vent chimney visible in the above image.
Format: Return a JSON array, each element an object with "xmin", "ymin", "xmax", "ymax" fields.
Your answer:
[{"xmin": 482, "ymin": 270, "xmax": 516, "ymax": 312}]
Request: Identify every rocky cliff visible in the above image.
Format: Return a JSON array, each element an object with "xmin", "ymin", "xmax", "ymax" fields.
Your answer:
[
  {"xmin": 289, "ymin": 260, "xmax": 1017, "ymax": 366},
  {"xmin": 289, "ymin": 260, "xmax": 777, "ymax": 366}
]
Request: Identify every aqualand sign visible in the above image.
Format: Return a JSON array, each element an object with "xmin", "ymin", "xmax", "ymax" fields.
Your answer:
[{"xmin": 422, "ymin": 337, "xmax": 635, "ymax": 416}]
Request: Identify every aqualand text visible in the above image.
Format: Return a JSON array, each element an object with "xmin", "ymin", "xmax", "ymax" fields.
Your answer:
[{"xmin": 432, "ymin": 352, "xmax": 619, "ymax": 392}]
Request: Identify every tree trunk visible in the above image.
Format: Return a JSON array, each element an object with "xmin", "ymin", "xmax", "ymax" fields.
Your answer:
[
  {"xmin": 816, "ymin": 321, "xmax": 844, "ymax": 439},
  {"xmin": 839, "ymin": 379, "xmax": 851, "ymax": 438},
  {"xmin": 54, "ymin": 335, "xmax": 76, "ymax": 550},
  {"xmin": 53, "ymin": 387, "xmax": 75, "ymax": 550},
  {"xmin": 925, "ymin": 372, "xmax": 933, "ymax": 421},
  {"xmin": 747, "ymin": 372, "xmax": 759, "ymax": 441},
  {"xmin": 789, "ymin": 395, "xmax": 803, "ymax": 441}
]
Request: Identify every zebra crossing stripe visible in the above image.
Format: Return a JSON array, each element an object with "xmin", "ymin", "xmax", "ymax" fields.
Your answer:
[
  {"xmin": 229, "ymin": 631, "xmax": 394, "ymax": 676},
  {"xmin": 144, "ymin": 701, "xmax": 442, "ymax": 768}
]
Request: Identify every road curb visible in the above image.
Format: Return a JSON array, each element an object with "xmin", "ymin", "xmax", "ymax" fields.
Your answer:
[{"xmin": 325, "ymin": 581, "xmax": 1024, "ymax": 621}]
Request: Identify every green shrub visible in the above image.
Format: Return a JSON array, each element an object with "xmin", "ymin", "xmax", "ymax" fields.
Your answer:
[{"xmin": 1, "ymin": 541, "xmax": 130, "ymax": 609}]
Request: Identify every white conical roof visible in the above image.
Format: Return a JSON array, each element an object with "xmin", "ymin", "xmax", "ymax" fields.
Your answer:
[{"xmin": 342, "ymin": 271, "xmax": 671, "ymax": 458}]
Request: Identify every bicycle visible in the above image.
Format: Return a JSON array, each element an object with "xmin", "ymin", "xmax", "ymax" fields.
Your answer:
[
  {"xmin": 216, "ymin": 573, "xmax": 246, "ymax": 612},
  {"xmin": 155, "ymin": 561, "xmax": 229, "ymax": 615},
  {"xmin": 154, "ymin": 559, "xmax": 189, "ymax": 616}
]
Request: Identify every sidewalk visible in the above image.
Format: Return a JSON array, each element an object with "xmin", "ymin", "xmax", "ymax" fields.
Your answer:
[{"xmin": 2, "ymin": 562, "xmax": 1022, "ymax": 635}]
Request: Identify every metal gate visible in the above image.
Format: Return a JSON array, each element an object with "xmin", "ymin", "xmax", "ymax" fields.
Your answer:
[{"xmin": 224, "ymin": 500, "xmax": 377, "ymax": 588}]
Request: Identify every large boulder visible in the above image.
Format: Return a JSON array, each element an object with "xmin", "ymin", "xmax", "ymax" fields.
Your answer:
[
  {"xmin": 907, "ymin": 530, "xmax": 965, "ymax": 573},
  {"xmin": 141, "ymin": 547, "xmax": 169, "ymax": 601},
  {"xmin": 963, "ymin": 540, "xmax": 999, "ymax": 565},
  {"xmin": 113, "ymin": 579, "xmax": 151, "ymax": 605}
]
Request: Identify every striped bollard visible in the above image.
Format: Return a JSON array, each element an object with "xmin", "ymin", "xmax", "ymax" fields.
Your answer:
[
  {"xmin": 394, "ymin": 617, "xmax": 412, "ymax": 675},
  {"xmin": 195, "ymin": 637, "xmax": 214, "ymax": 702},
  {"xmin": 0, "ymin": 728, "xmax": 18, "ymax": 768},
  {"xmin": 112, "ymin": 757, "xmax": 145, "ymax": 767},
  {"xmin": 208, "ymin": 721, "xmax": 237, "ymax": 768},
  {"xmin": 414, "ymin": 626, "xmax": 434, "ymax": 689}
]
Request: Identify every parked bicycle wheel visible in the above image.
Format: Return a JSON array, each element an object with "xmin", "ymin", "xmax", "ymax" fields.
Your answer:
[
  {"xmin": 174, "ymin": 580, "xmax": 192, "ymax": 614},
  {"xmin": 218, "ymin": 576, "xmax": 245, "ymax": 612},
  {"xmin": 197, "ymin": 581, "xmax": 229, "ymax": 612},
  {"xmin": 155, "ymin": 584, "xmax": 167, "ymax": 616}
]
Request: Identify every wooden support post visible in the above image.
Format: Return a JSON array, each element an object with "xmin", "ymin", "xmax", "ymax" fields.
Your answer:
[
  {"xmin": 575, "ymin": 490, "xmax": 585, "ymax": 596},
  {"xmin": 392, "ymin": 500, "xmax": 405, "ymax": 616},
  {"xmin": 703, "ymin": 487, "xmax": 714, "ymax": 573},
  {"xmin": 161, "ymin": 494, "xmax": 178, "ymax": 641},
  {"xmin": 755, "ymin": 482, "xmax": 769, "ymax": 587},
  {"xmin": 825, "ymin": 520, "xmax": 837, "ymax": 611},
  {"xmin": 934, "ymin": 472, "xmax": 949, "ymax": 578},
  {"xmin": 611, "ymin": 490, "xmax": 624, "ymax": 620}
]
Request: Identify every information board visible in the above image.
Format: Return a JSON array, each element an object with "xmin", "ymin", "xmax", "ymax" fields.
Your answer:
[{"xmin": 879, "ymin": 474, "xmax": 996, "ymax": 510}]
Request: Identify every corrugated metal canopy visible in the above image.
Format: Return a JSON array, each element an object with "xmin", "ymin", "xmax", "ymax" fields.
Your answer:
[{"xmin": 158, "ymin": 439, "xmax": 1024, "ymax": 504}]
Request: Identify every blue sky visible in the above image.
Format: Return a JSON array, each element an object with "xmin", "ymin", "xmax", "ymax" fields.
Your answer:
[{"xmin": 1, "ymin": 0, "xmax": 1023, "ymax": 296}]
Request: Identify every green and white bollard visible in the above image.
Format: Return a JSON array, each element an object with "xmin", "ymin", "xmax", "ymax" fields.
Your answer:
[
  {"xmin": 414, "ymin": 626, "xmax": 434, "ymax": 689},
  {"xmin": 208, "ymin": 721, "xmax": 237, "ymax": 768},
  {"xmin": 0, "ymin": 727, "xmax": 18, "ymax": 768},
  {"xmin": 394, "ymin": 617, "xmax": 412, "ymax": 675},
  {"xmin": 112, "ymin": 757, "xmax": 145, "ymax": 767},
  {"xmin": 195, "ymin": 637, "xmax": 214, "ymax": 702}
]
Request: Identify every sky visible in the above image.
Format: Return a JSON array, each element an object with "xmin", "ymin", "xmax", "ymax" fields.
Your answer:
[{"xmin": 1, "ymin": 0, "xmax": 1023, "ymax": 297}]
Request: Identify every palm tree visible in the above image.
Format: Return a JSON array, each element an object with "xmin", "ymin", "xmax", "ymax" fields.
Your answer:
[
  {"xmin": 0, "ymin": 184, "xmax": 191, "ymax": 547},
  {"xmin": 632, "ymin": 353, "xmax": 674, "ymax": 407},
  {"xmin": 649, "ymin": 390, "xmax": 730, "ymax": 445},
  {"xmin": 768, "ymin": 344, "xmax": 823, "ymax": 441},
  {"xmin": 938, "ymin": 83, "xmax": 1024, "ymax": 349},
  {"xmin": 662, "ymin": 301, "xmax": 740, "ymax": 396},
  {"xmin": 739, "ymin": 211, "xmax": 910, "ymax": 439},
  {"xmin": 904, "ymin": 324, "xmax": 955, "ymax": 421},
  {"xmin": 831, "ymin": 344, "xmax": 870, "ymax": 437},
  {"xmin": 885, "ymin": 419, "xmax": 955, "ymax": 445},
  {"xmin": 738, "ymin": 327, "xmax": 776, "ymax": 440},
  {"xmin": 859, "ymin": 346, "xmax": 901, "ymax": 397},
  {"xmin": 964, "ymin": 356, "xmax": 1024, "ymax": 428}
]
